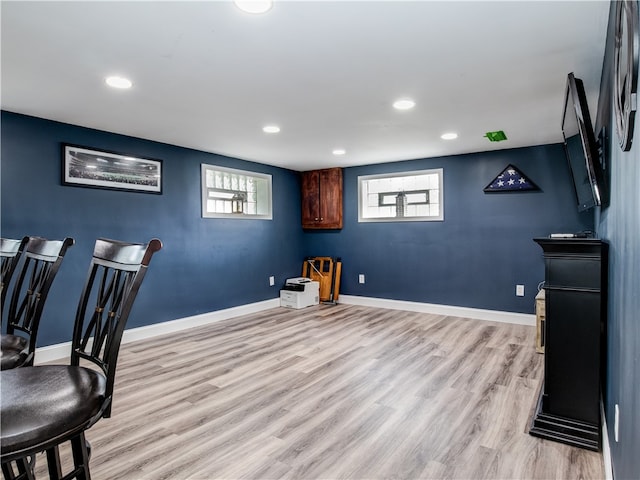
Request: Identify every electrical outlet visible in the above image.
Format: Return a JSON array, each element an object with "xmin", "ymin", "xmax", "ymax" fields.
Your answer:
[
  {"xmin": 358, "ymin": 274, "xmax": 365, "ymax": 284},
  {"xmin": 615, "ymin": 404, "xmax": 620, "ymax": 442},
  {"xmin": 516, "ymin": 284, "xmax": 525, "ymax": 296},
  {"xmin": 269, "ymin": 276, "xmax": 275, "ymax": 286}
]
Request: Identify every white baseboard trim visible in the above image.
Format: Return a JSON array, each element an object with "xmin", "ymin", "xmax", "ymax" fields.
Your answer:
[
  {"xmin": 35, "ymin": 341, "xmax": 73, "ymax": 365},
  {"xmin": 121, "ymin": 298, "xmax": 280, "ymax": 344},
  {"xmin": 602, "ymin": 402, "xmax": 614, "ymax": 480},
  {"xmin": 338, "ymin": 295, "xmax": 536, "ymax": 326},
  {"xmin": 34, "ymin": 298, "xmax": 280, "ymax": 364}
]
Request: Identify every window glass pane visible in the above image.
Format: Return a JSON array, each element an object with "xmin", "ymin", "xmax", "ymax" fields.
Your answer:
[
  {"xmin": 421, "ymin": 175, "xmax": 433, "ymax": 189},
  {"xmin": 358, "ymin": 168, "xmax": 443, "ymax": 222},
  {"xmin": 378, "ymin": 206, "xmax": 392, "ymax": 217},
  {"xmin": 406, "ymin": 192, "xmax": 427, "ymax": 204},
  {"xmin": 403, "ymin": 176, "xmax": 416, "ymax": 191},
  {"xmin": 380, "ymin": 194, "xmax": 396, "ymax": 205},
  {"xmin": 388, "ymin": 177, "xmax": 403, "ymax": 191},
  {"xmin": 201, "ymin": 164, "xmax": 272, "ymax": 219},
  {"xmin": 415, "ymin": 204, "xmax": 429, "ymax": 216}
]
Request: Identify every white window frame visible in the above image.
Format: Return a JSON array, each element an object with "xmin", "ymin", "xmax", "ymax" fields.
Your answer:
[
  {"xmin": 201, "ymin": 164, "xmax": 272, "ymax": 219},
  {"xmin": 358, "ymin": 168, "xmax": 444, "ymax": 222}
]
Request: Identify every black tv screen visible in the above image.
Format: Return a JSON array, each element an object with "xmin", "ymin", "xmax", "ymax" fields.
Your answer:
[{"xmin": 562, "ymin": 72, "xmax": 605, "ymax": 212}]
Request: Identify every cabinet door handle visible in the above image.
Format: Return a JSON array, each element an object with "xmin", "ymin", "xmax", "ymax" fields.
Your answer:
[
  {"xmin": 314, "ymin": 217, "xmax": 319, "ymax": 221},
  {"xmin": 320, "ymin": 218, "xmax": 323, "ymax": 221}
]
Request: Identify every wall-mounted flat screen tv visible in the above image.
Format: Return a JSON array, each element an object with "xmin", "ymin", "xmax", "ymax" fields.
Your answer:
[{"xmin": 562, "ymin": 72, "xmax": 606, "ymax": 212}]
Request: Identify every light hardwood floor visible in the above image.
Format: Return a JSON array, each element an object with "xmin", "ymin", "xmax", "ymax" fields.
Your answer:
[{"xmin": 38, "ymin": 304, "xmax": 605, "ymax": 479}]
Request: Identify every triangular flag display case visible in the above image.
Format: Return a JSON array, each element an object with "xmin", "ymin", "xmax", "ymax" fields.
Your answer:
[{"xmin": 484, "ymin": 164, "xmax": 540, "ymax": 193}]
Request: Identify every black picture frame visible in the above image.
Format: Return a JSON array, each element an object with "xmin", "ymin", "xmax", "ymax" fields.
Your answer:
[{"xmin": 62, "ymin": 144, "xmax": 162, "ymax": 194}]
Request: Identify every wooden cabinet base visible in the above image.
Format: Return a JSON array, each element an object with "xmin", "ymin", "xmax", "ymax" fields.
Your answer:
[
  {"xmin": 529, "ymin": 386, "xmax": 600, "ymax": 451},
  {"xmin": 530, "ymin": 238, "xmax": 606, "ymax": 452}
]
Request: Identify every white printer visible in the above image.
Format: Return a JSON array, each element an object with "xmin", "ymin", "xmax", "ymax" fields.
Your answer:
[{"xmin": 280, "ymin": 277, "xmax": 320, "ymax": 309}]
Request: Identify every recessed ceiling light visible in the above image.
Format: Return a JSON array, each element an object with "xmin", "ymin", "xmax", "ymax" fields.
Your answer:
[
  {"xmin": 234, "ymin": 0, "xmax": 273, "ymax": 14},
  {"xmin": 393, "ymin": 98, "xmax": 415, "ymax": 110},
  {"xmin": 263, "ymin": 125, "xmax": 280, "ymax": 134},
  {"xmin": 105, "ymin": 76, "xmax": 132, "ymax": 89},
  {"xmin": 332, "ymin": 149, "xmax": 346, "ymax": 155},
  {"xmin": 441, "ymin": 132, "xmax": 458, "ymax": 140}
]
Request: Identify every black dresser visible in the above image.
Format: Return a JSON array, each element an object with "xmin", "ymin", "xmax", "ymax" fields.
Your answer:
[{"xmin": 529, "ymin": 238, "xmax": 608, "ymax": 451}]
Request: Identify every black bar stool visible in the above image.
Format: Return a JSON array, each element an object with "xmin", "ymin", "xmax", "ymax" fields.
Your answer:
[
  {"xmin": 1, "ymin": 237, "xmax": 162, "ymax": 480},
  {"xmin": 1, "ymin": 237, "xmax": 75, "ymax": 370}
]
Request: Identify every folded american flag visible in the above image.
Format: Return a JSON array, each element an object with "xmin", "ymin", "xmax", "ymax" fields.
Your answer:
[{"xmin": 484, "ymin": 164, "xmax": 540, "ymax": 192}]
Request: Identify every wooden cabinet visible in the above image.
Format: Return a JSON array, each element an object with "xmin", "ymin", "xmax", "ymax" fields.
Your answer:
[
  {"xmin": 301, "ymin": 168, "xmax": 343, "ymax": 229},
  {"xmin": 529, "ymin": 238, "xmax": 608, "ymax": 451}
]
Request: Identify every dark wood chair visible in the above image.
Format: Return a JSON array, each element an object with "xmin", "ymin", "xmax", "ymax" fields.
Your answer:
[
  {"xmin": 1, "ymin": 237, "xmax": 29, "ymax": 324},
  {"xmin": 0, "ymin": 237, "xmax": 162, "ymax": 480},
  {"xmin": 1, "ymin": 237, "xmax": 75, "ymax": 370}
]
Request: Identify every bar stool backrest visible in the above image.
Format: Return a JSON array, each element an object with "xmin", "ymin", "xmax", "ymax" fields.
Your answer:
[
  {"xmin": 70, "ymin": 237, "xmax": 162, "ymax": 419},
  {"xmin": 5, "ymin": 237, "xmax": 75, "ymax": 363},
  {"xmin": 0, "ymin": 237, "xmax": 28, "ymax": 324}
]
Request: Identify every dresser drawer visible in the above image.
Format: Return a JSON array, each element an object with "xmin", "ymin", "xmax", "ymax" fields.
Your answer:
[{"xmin": 546, "ymin": 258, "xmax": 601, "ymax": 290}]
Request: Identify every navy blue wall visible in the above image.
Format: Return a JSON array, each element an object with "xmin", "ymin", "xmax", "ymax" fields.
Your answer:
[
  {"xmin": 1, "ymin": 111, "xmax": 304, "ymax": 346},
  {"xmin": 304, "ymin": 145, "xmax": 594, "ymax": 313},
  {"xmin": 595, "ymin": 2, "xmax": 640, "ymax": 478},
  {"xmin": 599, "ymin": 116, "xmax": 640, "ymax": 480},
  {"xmin": 1, "ymin": 111, "xmax": 595, "ymax": 346}
]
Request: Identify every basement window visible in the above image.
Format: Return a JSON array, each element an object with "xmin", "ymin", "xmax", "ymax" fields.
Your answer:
[
  {"xmin": 201, "ymin": 164, "xmax": 272, "ymax": 219},
  {"xmin": 358, "ymin": 168, "xmax": 443, "ymax": 222}
]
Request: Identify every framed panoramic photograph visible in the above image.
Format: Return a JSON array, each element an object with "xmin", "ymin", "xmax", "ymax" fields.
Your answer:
[{"xmin": 62, "ymin": 144, "xmax": 162, "ymax": 194}]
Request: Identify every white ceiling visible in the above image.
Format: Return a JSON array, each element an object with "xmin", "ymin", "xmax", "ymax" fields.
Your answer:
[{"xmin": 1, "ymin": 1, "xmax": 610, "ymax": 172}]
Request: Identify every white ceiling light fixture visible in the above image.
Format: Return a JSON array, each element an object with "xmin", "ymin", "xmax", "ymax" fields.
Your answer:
[
  {"xmin": 332, "ymin": 149, "xmax": 346, "ymax": 155},
  {"xmin": 263, "ymin": 125, "xmax": 280, "ymax": 134},
  {"xmin": 441, "ymin": 132, "xmax": 458, "ymax": 140},
  {"xmin": 105, "ymin": 76, "xmax": 132, "ymax": 89},
  {"xmin": 393, "ymin": 98, "xmax": 416, "ymax": 110},
  {"xmin": 234, "ymin": 0, "xmax": 273, "ymax": 14}
]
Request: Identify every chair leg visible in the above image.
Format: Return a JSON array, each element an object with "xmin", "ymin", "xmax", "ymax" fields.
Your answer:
[
  {"xmin": 70, "ymin": 433, "xmax": 91, "ymax": 480},
  {"xmin": 1, "ymin": 458, "xmax": 35, "ymax": 480},
  {"xmin": 1, "ymin": 462, "xmax": 16, "ymax": 480},
  {"xmin": 42, "ymin": 434, "xmax": 91, "ymax": 480},
  {"xmin": 15, "ymin": 459, "xmax": 34, "ymax": 480},
  {"xmin": 46, "ymin": 447, "xmax": 63, "ymax": 479}
]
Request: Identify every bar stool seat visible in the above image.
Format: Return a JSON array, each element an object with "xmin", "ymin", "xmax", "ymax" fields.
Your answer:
[
  {"xmin": 0, "ymin": 336, "xmax": 28, "ymax": 370},
  {"xmin": 1, "ymin": 365, "xmax": 106, "ymax": 460}
]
